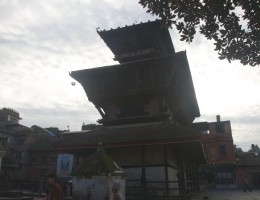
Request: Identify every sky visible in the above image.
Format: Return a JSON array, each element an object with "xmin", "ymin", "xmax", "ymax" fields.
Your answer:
[{"xmin": 0, "ymin": 0, "xmax": 259, "ymax": 151}]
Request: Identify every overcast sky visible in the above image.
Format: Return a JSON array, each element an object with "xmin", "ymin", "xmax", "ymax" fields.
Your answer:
[{"xmin": 0, "ymin": 0, "xmax": 259, "ymax": 151}]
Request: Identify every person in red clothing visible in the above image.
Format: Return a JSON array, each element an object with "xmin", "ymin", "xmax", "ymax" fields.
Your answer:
[
  {"xmin": 46, "ymin": 173, "xmax": 62, "ymax": 200},
  {"xmin": 112, "ymin": 182, "xmax": 122, "ymax": 200},
  {"xmin": 31, "ymin": 177, "xmax": 39, "ymax": 196}
]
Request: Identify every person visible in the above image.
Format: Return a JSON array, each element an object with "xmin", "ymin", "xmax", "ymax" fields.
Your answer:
[
  {"xmin": 243, "ymin": 176, "xmax": 251, "ymax": 192},
  {"xmin": 45, "ymin": 186, "xmax": 50, "ymax": 200},
  {"xmin": 46, "ymin": 173, "xmax": 63, "ymax": 200},
  {"xmin": 38, "ymin": 177, "xmax": 44, "ymax": 197},
  {"xmin": 31, "ymin": 177, "xmax": 39, "ymax": 196},
  {"xmin": 111, "ymin": 182, "xmax": 122, "ymax": 200}
]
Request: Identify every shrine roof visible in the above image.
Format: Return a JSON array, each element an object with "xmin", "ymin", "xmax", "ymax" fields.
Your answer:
[
  {"xmin": 72, "ymin": 147, "xmax": 123, "ymax": 177},
  {"xmin": 54, "ymin": 123, "xmax": 201, "ymax": 149}
]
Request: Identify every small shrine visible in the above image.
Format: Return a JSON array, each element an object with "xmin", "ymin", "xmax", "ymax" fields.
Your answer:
[{"xmin": 72, "ymin": 144, "xmax": 125, "ymax": 200}]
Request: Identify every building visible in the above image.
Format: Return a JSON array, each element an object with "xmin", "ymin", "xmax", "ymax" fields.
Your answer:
[
  {"xmin": 54, "ymin": 20, "xmax": 207, "ymax": 199},
  {"xmin": 29, "ymin": 135, "xmax": 58, "ymax": 180},
  {"xmin": 0, "ymin": 108, "xmax": 48, "ymax": 188},
  {"xmin": 235, "ymin": 148, "xmax": 260, "ymax": 189},
  {"xmin": 0, "ymin": 108, "xmax": 22, "ymax": 125},
  {"xmin": 0, "ymin": 143, "xmax": 6, "ymax": 173},
  {"xmin": 193, "ymin": 115, "xmax": 236, "ymax": 189}
]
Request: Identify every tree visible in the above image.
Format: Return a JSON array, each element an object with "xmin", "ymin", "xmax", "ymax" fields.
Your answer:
[
  {"xmin": 82, "ymin": 123, "xmax": 102, "ymax": 131},
  {"xmin": 249, "ymin": 144, "xmax": 260, "ymax": 153},
  {"xmin": 139, "ymin": 0, "xmax": 260, "ymax": 66}
]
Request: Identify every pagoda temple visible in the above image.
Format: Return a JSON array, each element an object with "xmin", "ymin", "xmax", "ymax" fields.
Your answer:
[{"xmin": 57, "ymin": 20, "xmax": 207, "ymax": 200}]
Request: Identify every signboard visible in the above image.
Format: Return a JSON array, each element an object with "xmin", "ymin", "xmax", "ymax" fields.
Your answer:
[{"xmin": 56, "ymin": 154, "xmax": 73, "ymax": 177}]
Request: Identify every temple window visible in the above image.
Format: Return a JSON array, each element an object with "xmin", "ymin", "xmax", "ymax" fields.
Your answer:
[{"xmin": 219, "ymin": 145, "xmax": 227, "ymax": 158}]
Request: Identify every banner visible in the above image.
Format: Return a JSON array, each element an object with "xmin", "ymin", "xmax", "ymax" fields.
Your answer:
[{"xmin": 56, "ymin": 154, "xmax": 73, "ymax": 177}]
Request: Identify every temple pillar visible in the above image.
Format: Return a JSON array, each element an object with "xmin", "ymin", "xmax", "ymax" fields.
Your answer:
[{"xmin": 0, "ymin": 149, "xmax": 6, "ymax": 172}]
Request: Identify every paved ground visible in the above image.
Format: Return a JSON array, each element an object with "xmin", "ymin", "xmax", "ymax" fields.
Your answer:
[
  {"xmin": 9, "ymin": 189, "xmax": 260, "ymax": 200},
  {"xmin": 203, "ymin": 189, "xmax": 260, "ymax": 200},
  {"xmin": 34, "ymin": 190, "xmax": 260, "ymax": 200}
]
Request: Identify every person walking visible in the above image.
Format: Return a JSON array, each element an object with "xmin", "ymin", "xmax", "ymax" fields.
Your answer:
[
  {"xmin": 243, "ymin": 176, "xmax": 251, "ymax": 192},
  {"xmin": 46, "ymin": 173, "xmax": 62, "ymax": 200},
  {"xmin": 31, "ymin": 177, "xmax": 39, "ymax": 196}
]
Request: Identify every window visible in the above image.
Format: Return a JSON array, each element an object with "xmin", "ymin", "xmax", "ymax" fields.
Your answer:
[
  {"xmin": 17, "ymin": 138, "xmax": 26, "ymax": 145},
  {"xmin": 215, "ymin": 165, "xmax": 235, "ymax": 184},
  {"xmin": 210, "ymin": 148, "xmax": 216, "ymax": 161},
  {"xmin": 10, "ymin": 117, "xmax": 18, "ymax": 123},
  {"xmin": 16, "ymin": 152, "xmax": 22, "ymax": 159},
  {"xmin": 8, "ymin": 116, "xmax": 18, "ymax": 124},
  {"xmin": 146, "ymin": 166, "xmax": 165, "ymax": 181},
  {"xmin": 219, "ymin": 145, "xmax": 227, "ymax": 157},
  {"xmin": 124, "ymin": 167, "xmax": 142, "ymax": 180},
  {"xmin": 32, "ymin": 157, "xmax": 38, "ymax": 163},
  {"xmin": 7, "ymin": 136, "xmax": 15, "ymax": 145}
]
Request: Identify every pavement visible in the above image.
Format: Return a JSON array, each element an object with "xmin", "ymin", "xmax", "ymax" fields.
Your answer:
[
  {"xmin": 203, "ymin": 189, "xmax": 260, "ymax": 200},
  {"xmin": 33, "ymin": 190, "xmax": 260, "ymax": 200},
  {"xmin": 6, "ymin": 189, "xmax": 260, "ymax": 200}
]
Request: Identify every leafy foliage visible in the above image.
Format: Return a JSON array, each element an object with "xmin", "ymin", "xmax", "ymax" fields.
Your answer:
[
  {"xmin": 82, "ymin": 123, "xmax": 102, "ymax": 130},
  {"xmin": 139, "ymin": 0, "xmax": 260, "ymax": 66}
]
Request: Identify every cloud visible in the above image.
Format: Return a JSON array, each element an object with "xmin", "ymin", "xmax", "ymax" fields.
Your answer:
[{"xmin": 17, "ymin": 103, "xmax": 100, "ymax": 131}]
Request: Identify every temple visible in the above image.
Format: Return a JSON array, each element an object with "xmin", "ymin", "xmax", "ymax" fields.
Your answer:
[
  {"xmin": 71, "ymin": 20, "xmax": 200, "ymax": 127},
  {"xmin": 61, "ymin": 20, "xmax": 207, "ymax": 199}
]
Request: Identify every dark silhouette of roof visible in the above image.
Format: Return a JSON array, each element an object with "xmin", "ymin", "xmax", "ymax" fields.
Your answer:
[
  {"xmin": 72, "ymin": 146, "xmax": 123, "ymax": 177},
  {"xmin": 54, "ymin": 123, "xmax": 206, "ymax": 163},
  {"xmin": 97, "ymin": 20, "xmax": 175, "ymax": 63},
  {"xmin": 236, "ymin": 152, "xmax": 260, "ymax": 166},
  {"xmin": 70, "ymin": 52, "xmax": 200, "ymax": 125},
  {"xmin": 55, "ymin": 123, "xmax": 200, "ymax": 148}
]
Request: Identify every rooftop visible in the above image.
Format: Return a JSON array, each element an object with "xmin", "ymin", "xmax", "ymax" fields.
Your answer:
[{"xmin": 97, "ymin": 20, "xmax": 175, "ymax": 63}]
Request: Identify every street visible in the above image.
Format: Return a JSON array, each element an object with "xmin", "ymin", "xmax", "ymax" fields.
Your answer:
[{"xmin": 204, "ymin": 189, "xmax": 260, "ymax": 200}]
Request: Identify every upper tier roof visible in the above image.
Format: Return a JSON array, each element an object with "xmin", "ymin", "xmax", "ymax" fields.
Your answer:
[{"xmin": 97, "ymin": 20, "xmax": 175, "ymax": 63}]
